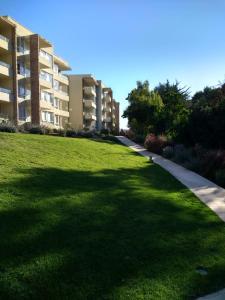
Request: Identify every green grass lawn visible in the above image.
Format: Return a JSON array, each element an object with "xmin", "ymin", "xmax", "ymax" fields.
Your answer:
[{"xmin": 0, "ymin": 133, "xmax": 225, "ymax": 299}]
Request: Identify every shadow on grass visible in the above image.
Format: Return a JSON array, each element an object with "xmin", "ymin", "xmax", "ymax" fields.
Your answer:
[{"xmin": 0, "ymin": 164, "xmax": 225, "ymax": 299}]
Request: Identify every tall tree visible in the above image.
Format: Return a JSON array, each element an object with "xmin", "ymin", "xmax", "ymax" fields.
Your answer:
[{"xmin": 123, "ymin": 81, "xmax": 163, "ymax": 135}]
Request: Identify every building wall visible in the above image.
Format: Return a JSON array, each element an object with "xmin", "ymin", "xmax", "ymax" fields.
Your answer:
[
  {"xmin": 0, "ymin": 16, "xmax": 70, "ymax": 128},
  {"xmin": 68, "ymin": 75, "xmax": 84, "ymax": 130}
]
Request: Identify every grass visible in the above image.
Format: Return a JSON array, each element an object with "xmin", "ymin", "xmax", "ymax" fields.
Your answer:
[{"xmin": 0, "ymin": 133, "xmax": 225, "ymax": 299}]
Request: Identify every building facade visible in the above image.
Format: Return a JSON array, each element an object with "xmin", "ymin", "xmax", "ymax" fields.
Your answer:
[
  {"xmin": 0, "ymin": 16, "xmax": 70, "ymax": 128},
  {"xmin": 68, "ymin": 75, "xmax": 120, "ymax": 132},
  {"xmin": 0, "ymin": 16, "xmax": 120, "ymax": 132}
]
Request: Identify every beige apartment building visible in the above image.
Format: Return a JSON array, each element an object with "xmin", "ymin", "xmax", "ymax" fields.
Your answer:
[
  {"xmin": 68, "ymin": 75, "xmax": 120, "ymax": 132},
  {"xmin": 0, "ymin": 16, "xmax": 70, "ymax": 128}
]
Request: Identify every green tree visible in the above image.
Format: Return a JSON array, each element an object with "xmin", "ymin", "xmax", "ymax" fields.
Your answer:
[
  {"xmin": 154, "ymin": 80, "xmax": 190, "ymax": 139},
  {"xmin": 123, "ymin": 81, "xmax": 163, "ymax": 135}
]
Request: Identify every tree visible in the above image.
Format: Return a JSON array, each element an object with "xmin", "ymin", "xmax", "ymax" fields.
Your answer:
[
  {"xmin": 153, "ymin": 80, "xmax": 190, "ymax": 139},
  {"xmin": 123, "ymin": 81, "xmax": 163, "ymax": 135}
]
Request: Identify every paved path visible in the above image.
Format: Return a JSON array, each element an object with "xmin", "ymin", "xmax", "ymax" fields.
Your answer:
[
  {"xmin": 116, "ymin": 136, "xmax": 225, "ymax": 222},
  {"xmin": 116, "ymin": 136, "xmax": 225, "ymax": 299}
]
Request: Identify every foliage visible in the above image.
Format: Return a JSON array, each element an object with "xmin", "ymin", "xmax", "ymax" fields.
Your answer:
[
  {"xmin": 0, "ymin": 122, "xmax": 17, "ymax": 133},
  {"xmin": 123, "ymin": 81, "xmax": 164, "ymax": 135},
  {"xmin": 215, "ymin": 169, "xmax": 225, "ymax": 187},
  {"xmin": 144, "ymin": 133, "xmax": 168, "ymax": 154},
  {"xmin": 162, "ymin": 146, "xmax": 174, "ymax": 159}
]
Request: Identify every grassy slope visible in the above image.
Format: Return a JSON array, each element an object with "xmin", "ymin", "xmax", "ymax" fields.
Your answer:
[{"xmin": 0, "ymin": 133, "xmax": 225, "ymax": 299}]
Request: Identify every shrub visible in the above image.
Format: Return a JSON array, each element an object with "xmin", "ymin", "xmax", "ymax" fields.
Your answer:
[
  {"xmin": 162, "ymin": 146, "xmax": 174, "ymax": 159},
  {"xmin": 133, "ymin": 134, "xmax": 145, "ymax": 144},
  {"xmin": 201, "ymin": 150, "xmax": 225, "ymax": 179},
  {"xmin": 0, "ymin": 122, "xmax": 17, "ymax": 133},
  {"xmin": 77, "ymin": 131, "xmax": 95, "ymax": 138},
  {"xmin": 215, "ymin": 169, "xmax": 225, "ymax": 188},
  {"xmin": 65, "ymin": 129, "xmax": 77, "ymax": 138},
  {"xmin": 28, "ymin": 125, "xmax": 52, "ymax": 135},
  {"xmin": 173, "ymin": 144, "xmax": 192, "ymax": 164},
  {"xmin": 144, "ymin": 134, "xmax": 168, "ymax": 154},
  {"xmin": 102, "ymin": 135, "xmax": 121, "ymax": 144},
  {"xmin": 182, "ymin": 156, "xmax": 202, "ymax": 172},
  {"xmin": 100, "ymin": 128, "xmax": 110, "ymax": 135}
]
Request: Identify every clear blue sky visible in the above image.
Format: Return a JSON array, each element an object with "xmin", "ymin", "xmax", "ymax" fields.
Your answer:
[{"xmin": 1, "ymin": 0, "xmax": 225, "ymax": 128}]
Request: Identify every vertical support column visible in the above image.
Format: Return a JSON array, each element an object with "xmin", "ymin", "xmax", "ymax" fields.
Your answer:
[
  {"xmin": 30, "ymin": 34, "xmax": 40, "ymax": 125},
  {"xmin": 115, "ymin": 102, "xmax": 120, "ymax": 134},
  {"xmin": 11, "ymin": 26, "xmax": 18, "ymax": 125}
]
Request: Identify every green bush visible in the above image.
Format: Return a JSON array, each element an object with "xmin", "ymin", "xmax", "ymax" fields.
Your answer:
[
  {"xmin": 28, "ymin": 125, "xmax": 52, "ymax": 135},
  {"xmin": 215, "ymin": 169, "xmax": 225, "ymax": 188},
  {"xmin": 0, "ymin": 122, "xmax": 17, "ymax": 133},
  {"xmin": 173, "ymin": 144, "xmax": 192, "ymax": 164},
  {"xmin": 65, "ymin": 129, "xmax": 77, "ymax": 137},
  {"xmin": 144, "ymin": 134, "xmax": 168, "ymax": 154},
  {"xmin": 162, "ymin": 146, "xmax": 174, "ymax": 159}
]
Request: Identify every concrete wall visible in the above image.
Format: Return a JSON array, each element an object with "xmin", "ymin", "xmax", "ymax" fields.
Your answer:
[{"xmin": 68, "ymin": 75, "xmax": 83, "ymax": 130}]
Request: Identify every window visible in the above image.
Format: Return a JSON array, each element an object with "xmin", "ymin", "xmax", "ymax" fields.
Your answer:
[
  {"xmin": 55, "ymin": 115, "xmax": 59, "ymax": 125},
  {"xmin": 40, "ymin": 70, "xmax": 53, "ymax": 83},
  {"xmin": 41, "ymin": 111, "xmax": 54, "ymax": 123},
  {"xmin": 54, "ymin": 98, "xmax": 60, "ymax": 109},
  {"xmin": 53, "ymin": 64, "xmax": 59, "ymax": 74},
  {"xmin": 41, "ymin": 91, "xmax": 54, "ymax": 105},
  {"xmin": 40, "ymin": 50, "xmax": 52, "ymax": 64},
  {"xmin": 53, "ymin": 80, "xmax": 60, "ymax": 91}
]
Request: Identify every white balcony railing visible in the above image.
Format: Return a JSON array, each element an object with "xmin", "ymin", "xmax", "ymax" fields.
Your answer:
[
  {"xmin": 0, "ymin": 34, "xmax": 9, "ymax": 43},
  {"xmin": 0, "ymin": 87, "xmax": 11, "ymax": 94},
  {"xmin": 0, "ymin": 61, "xmax": 10, "ymax": 69},
  {"xmin": 83, "ymin": 86, "xmax": 96, "ymax": 96}
]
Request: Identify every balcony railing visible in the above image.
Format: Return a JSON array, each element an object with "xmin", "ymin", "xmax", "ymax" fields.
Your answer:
[
  {"xmin": 57, "ymin": 73, "xmax": 67, "ymax": 80},
  {"xmin": 0, "ymin": 34, "xmax": 9, "ymax": 43},
  {"xmin": 19, "ymin": 90, "xmax": 31, "ymax": 99},
  {"xmin": 0, "ymin": 61, "xmax": 10, "ymax": 69},
  {"xmin": 83, "ymin": 86, "xmax": 96, "ymax": 96},
  {"xmin": 0, "ymin": 87, "xmax": 11, "ymax": 94}
]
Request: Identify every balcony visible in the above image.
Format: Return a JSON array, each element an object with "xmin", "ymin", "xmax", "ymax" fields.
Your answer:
[
  {"xmin": 54, "ymin": 108, "xmax": 69, "ymax": 118},
  {"xmin": 83, "ymin": 99, "xmax": 96, "ymax": 109},
  {"xmin": 104, "ymin": 116, "xmax": 112, "ymax": 123},
  {"xmin": 83, "ymin": 86, "xmax": 96, "ymax": 97},
  {"xmin": 0, "ymin": 113, "xmax": 9, "ymax": 122},
  {"xmin": 54, "ymin": 72, "xmax": 69, "ymax": 85},
  {"xmin": 0, "ymin": 34, "xmax": 10, "ymax": 52},
  {"xmin": 17, "ymin": 46, "xmax": 29, "ymax": 56},
  {"xmin": 18, "ymin": 90, "xmax": 31, "ymax": 102},
  {"xmin": 0, "ymin": 87, "xmax": 12, "ymax": 102},
  {"xmin": 39, "ymin": 50, "xmax": 52, "ymax": 68},
  {"xmin": 0, "ymin": 61, "xmax": 11, "ymax": 77},
  {"xmin": 83, "ymin": 112, "xmax": 97, "ymax": 121},
  {"xmin": 40, "ymin": 72, "xmax": 52, "ymax": 89},
  {"xmin": 103, "ymin": 94, "xmax": 111, "ymax": 103},
  {"xmin": 54, "ymin": 89, "xmax": 69, "ymax": 101},
  {"xmin": 103, "ymin": 106, "xmax": 111, "ymax": 113}
]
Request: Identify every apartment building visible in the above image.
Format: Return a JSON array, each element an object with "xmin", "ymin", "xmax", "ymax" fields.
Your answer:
[
  {"xmin": 68, "ymin": 75, "xmax": 120, "ymax": 132},
  {"xmin": 0, "ymin": 16, "xmax": 70, "ymax": 128}
]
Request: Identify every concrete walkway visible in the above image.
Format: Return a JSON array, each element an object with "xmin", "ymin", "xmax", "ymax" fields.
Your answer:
[
  {"xmin": 116, "ymin": 136, "xmax": 225, "ymax": 222},
  {"xmin": 116, "ymin": 136, "xmax": 225, "ymax": 299}
]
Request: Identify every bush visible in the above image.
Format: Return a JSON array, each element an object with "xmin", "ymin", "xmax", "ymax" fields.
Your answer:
[
  {"xmin": 0, "ymin": 122, "xmax": 17, "ymax": 133},
  {"xmin": 144, "ymin": 134, "xmax": 168, "ymax": 154},
  {"xmin": 100, "ymin": 128, "xmax": 110, "ymax": 135},
  {"xmin": 102, "ymin": 135, "xmax": 121, "ymax": 144},
  {"xmin": 215, "ymin": 169, "xmax": 225, "ymax": 187},
  {"xmin": 65, "ymin": 129, "xmax": 77, "ymax": 138},
  {"xmin": 173, "ymin": 144, "xmax": 192, "ymax": 164},
  {"xmin": 162, "ymin": 146, "xmax": 174, "ymax": 159},
  {"xmin": 201, "ymin": 150, "xmax": 225, "ymax": 179},
  {"xmin": 182, "ymin": 156, "xmax": 202, "ymax": 172},
  {"xmin": 28, "ymin": 125, "xmax": 52, "ymax": 135},
  {"xmin": 133, "ymin": 134, "xmax": 145, "ymax": 144},
  {"xmin": 77, "ymin": 131, "xmax": 95, "ymax": 138}
]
